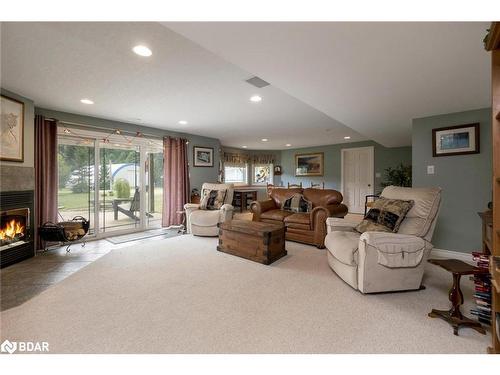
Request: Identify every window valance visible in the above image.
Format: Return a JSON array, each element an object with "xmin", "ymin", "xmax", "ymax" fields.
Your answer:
[
  {"xmin": 223, "ymin": 152, "xmax": 251, "ymax": 164},
  {"xmin": 223, "ymin": 152, "xmax": 276, "ymax": 165},
  {"xmin": 252, "ymin": 154, "xmax": 275, "ymax": 164}
]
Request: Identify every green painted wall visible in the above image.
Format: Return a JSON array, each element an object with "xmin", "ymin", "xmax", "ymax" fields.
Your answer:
[
  {"xmin": 35, "ymin": 107, "xmax": 221, "ymax": 192},
  {"xmin": 412, "ymin": 108, "xmax": 492, "ymax": 253},
  {"xmin": 279, "ymin": 141, "xmax": 412, "ymax": 193}
]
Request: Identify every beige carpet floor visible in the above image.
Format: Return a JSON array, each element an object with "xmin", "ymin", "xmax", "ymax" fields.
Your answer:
[{"xmin": 0, "ymin": 235, "xmax": 490, "ymax": 353}]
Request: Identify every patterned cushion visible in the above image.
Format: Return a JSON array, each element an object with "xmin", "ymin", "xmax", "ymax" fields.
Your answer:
[
  {"xmin": 200, "ymin": 189, "xmax": 227, "ymax": 210},
  {"xmin": 356, "ymin": 198, "xmax": 414, "ymax": 233},
  {"xmin": 282, "ymin": 194, "xmax": 313, "ymax": 213}
]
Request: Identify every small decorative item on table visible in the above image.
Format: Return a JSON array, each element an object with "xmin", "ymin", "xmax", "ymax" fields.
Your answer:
[
  {"xmin": 427, "ymin": 258, "xmax": 487, "ymax": 336},
  {"xmin": 190, "ymin": 188, "xmax": 200, "ymax": 204}
]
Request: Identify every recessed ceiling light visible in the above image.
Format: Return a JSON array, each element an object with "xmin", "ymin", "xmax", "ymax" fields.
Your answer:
[
  {"xmin": 261, "ymin": 138, "xmax": 268, "ymax": 142},
  {"xmin": 80, "ymin": 98, "xmax": 94, "ymax": 105},
  {"xmin": 178, "ymin": 120, "xmax": 188, "ymax": 125},
  {"xmin": 285, "ymin": 144, "xmax": 292, "ymax": 147},
  {"xmin": 250, "ymin": 95, "xmax": 262, "ymax": 103},
  {"xmin": 242, "ymin": 146, "xmax": 247, "ymax": 148},
  {"xmin": 344, "ymin": 136, "xmax": 351, "ymax": 140},
  {"xmin": 132, "ymin": 45, "xmax": 152, "ymax": 57}
]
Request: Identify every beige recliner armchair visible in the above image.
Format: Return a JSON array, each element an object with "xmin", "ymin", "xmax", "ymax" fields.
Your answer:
[
  {"xmin": 325, "ymin": 186, "xmax": 442, "ymax": 293},
  {"xmin": 184, "ymin": 183, "xmax": 234, "ymax": 236}
]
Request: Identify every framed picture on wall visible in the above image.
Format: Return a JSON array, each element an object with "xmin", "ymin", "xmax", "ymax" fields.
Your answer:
[
  {"xmin": 193, "ymin": 146, "xmax": 214, "ymax": 167},
  {"xmin": 295, "ymin": 152, "xmax": 324, "ymax": 176},
  {"xmin": 0, "ymin": 95, "xmax": 24, "ymax": 162},
  {"xmin": 432, "ymin": 123, "xmax": 480, "ymax": 157}
]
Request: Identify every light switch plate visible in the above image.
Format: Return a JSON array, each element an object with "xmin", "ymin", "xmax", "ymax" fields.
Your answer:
[
  {"xmin": 375, "ymin": 172, "xmax": 381, "ymax": 178},
  {"xmin": 427, "ymin": 165, "xmax": 435, "ymax": 175}
]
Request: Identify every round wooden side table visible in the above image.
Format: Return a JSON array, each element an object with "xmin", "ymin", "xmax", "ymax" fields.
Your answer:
[{"xmin": 427, "ymin": 258, "xmax": 488, "ymax": 336}]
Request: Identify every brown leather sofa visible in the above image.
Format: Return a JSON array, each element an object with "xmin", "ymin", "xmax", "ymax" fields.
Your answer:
[{"xmin": 249, "ymin": 187, "xmax": 348, "ymax": 248}]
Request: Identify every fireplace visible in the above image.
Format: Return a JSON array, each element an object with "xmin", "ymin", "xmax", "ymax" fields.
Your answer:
[
  {"xmin": 0, "ymin": 207, "xmax": 30, "ymax": 250},
  {"xmin": 0, "ymin": 191, "xmax": 34, "ymax": 268}
]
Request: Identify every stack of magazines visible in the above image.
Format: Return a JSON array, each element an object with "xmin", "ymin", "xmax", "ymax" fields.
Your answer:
[{"xmin": 470, "ymin": 251, "xmax": 491, "ymax": 325}]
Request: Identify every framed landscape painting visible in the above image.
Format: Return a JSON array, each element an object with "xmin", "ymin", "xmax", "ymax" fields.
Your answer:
[
  {"xmin": 193, "ymin": 146, "xmax": 214, "ymax": 167},
  {"xmin": 432, "ymin": 123, "xmax": 480, "ymax": 157},
  {"xmin": 295, "ymin": 152, "xmax": 324, "ymax": 176},
  {"xmin": 0, "ymin": 95, "xmax": 24, "ymax": 162}
]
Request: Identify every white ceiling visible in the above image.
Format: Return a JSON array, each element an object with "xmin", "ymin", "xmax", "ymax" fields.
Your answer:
[
  {"xmin": 166, "ymin": 22, "xmax": 491, "ymax": 147},
  {"xmin": 1, "ymin": 22, "xmax": 490, "ymax": 150},
  {"xmin": 0, "ymin": 22, "xmax": 365, "ymax": 150}
]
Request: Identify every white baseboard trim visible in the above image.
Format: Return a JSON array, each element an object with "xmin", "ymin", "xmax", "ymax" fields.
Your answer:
[{"xmin": 430, "ymin": 248, "xmax": 473, "ymax": 264}]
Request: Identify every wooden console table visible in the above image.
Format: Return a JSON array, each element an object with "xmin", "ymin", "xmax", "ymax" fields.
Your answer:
[{"xmin": 427, "ymin": 258, "xmax": 488, "ymax": 336}]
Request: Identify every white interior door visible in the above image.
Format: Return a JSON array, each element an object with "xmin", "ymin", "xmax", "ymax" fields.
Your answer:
[{"xmin": 341, "ymin": 147, "xmax": 374, "ymax": 214}]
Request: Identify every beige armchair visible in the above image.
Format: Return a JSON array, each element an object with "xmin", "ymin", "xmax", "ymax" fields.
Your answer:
[
  {"xmin": 325, "ymin": 186, "xmax": 442, "ymax": 293},
  {"xmin": 184, "ymin": 183, "xmax": 234, "ymax": 236}
]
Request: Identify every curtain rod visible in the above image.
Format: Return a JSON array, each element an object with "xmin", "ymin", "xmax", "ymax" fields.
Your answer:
[{"xmin": 48, "ymin": 118, "xmax": 165, "ymax": 140}]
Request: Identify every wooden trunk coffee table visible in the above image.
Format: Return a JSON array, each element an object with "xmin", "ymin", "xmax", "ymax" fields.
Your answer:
[
  {"xmin": 427, "ymin": 258, "xmax": 488, "ymax": 336},
  {"xmin": 217, "ymin": 220, "xmax": 287, "ymax": 265}
]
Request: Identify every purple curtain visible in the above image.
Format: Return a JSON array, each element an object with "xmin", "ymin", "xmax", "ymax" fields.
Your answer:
[
  {"xmin": 162, "ymin": 137, "xmax": 189, "ymax": 227},
  {"xmin": 34, "ymin": 115, "xmax": 58, "ymax": 250}
]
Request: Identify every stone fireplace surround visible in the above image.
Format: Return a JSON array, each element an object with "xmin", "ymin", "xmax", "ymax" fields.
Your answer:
[{"xmin": 0, "ymin": 165, "xmax": 35, "ymax": 267}]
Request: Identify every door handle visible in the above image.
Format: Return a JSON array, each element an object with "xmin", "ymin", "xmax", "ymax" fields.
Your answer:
[{"xmin": 368, "ymin": 184, "xmax": 371, "ymax": 187}]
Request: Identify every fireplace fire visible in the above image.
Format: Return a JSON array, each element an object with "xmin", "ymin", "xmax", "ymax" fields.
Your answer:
[{"xmin": 0, "ymin": 208, "xmax": 29, "ymax": 250}]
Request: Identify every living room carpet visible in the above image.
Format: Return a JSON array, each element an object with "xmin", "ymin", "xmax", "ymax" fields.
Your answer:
[{"xmin": 0, "ymin": 235, "xmax": 490, "ymax": 353}]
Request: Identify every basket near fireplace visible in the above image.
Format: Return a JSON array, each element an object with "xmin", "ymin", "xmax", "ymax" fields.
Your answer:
[{"xmin": 39, "ymin": 216, "xmax": 90, "ymax": 252}]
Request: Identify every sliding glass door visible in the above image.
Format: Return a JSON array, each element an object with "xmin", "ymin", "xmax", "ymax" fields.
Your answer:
[
  {"xmin": 57, "ymin": 136, "xmax": 96, "ymax": 235},
  {"xmin": 99, "ymin": 142, "xmax": 141, "ymax": 233},
  {"xmin": 144, "ymin": 147, "xmax": 164, "ymax": 228},
  {"xmin": 57, "ymin": 126, "xmax": 164, "ymax": 238}
]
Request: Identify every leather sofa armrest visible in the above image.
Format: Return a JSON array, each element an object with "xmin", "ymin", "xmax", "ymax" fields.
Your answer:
[
  {"xmin": 325, "ymin": 203, "xmax": 348, "ymax": 218},
  {"xmin": 310, "ymin": 206, "xmax": 330, "ymax": 248},
  {"xmin": 249, "ymin": 199, "xmax": 277, "ymax": 221}
]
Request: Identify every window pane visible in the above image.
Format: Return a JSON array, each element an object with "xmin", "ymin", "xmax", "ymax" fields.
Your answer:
[
  {"xmin": 57, "ymin": 137, "xmax": 95, "ymax": 235},
  {"xmin": 253, "ymin": 164, "xmax": 273, "ymax": 184},
  {"xmin": 224, "ymin": 164, "xmax": 247, "ymax": 184}
]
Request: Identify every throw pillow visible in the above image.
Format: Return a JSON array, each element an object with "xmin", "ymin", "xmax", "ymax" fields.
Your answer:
[
  {"xmin": 355, "ymin": 198, "xmax": 414, "ymax": 233},
  {"xmin": 282, "ymin": 193, "xmax": 313, "ymax": 213},
  {"xmin": 200, "ymin": 189, "xmax": 227, "ymax": 210}
]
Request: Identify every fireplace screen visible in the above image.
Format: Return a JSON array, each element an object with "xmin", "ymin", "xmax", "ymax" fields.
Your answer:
[{"xmin": 0, "ymin": 207, "xmax": 30, "ymax": 250}]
